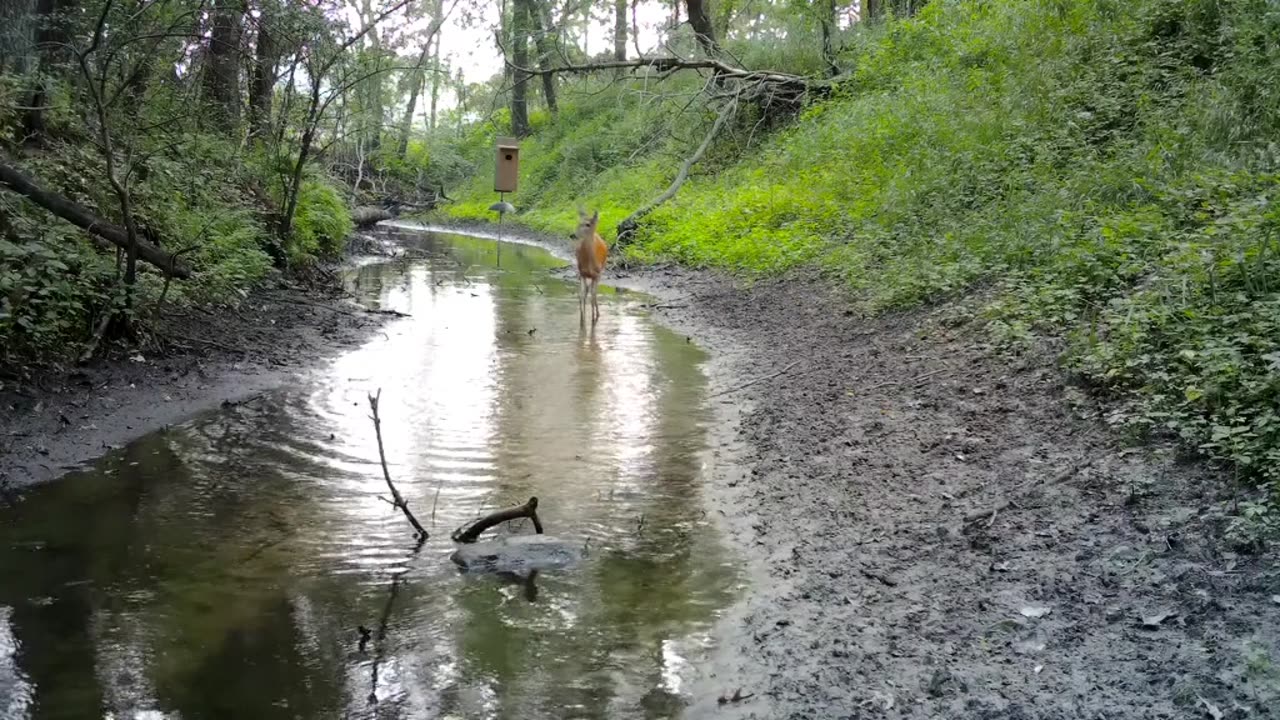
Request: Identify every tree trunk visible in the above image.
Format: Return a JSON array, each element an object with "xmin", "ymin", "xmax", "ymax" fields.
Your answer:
[
  {"xmin": 429, "ymin": 32, "xmax": 442, "ymax": 128},
  {"xmin": 279, "ymin": 76, "xmax": 322, "ymax": 253},
  {"xmin": 613, "ymin": 0, "xmax": 627, "ymax": 61},
  {"xmin": 204, "ymin": 0, "xmax": 245, "ymax": 130},
  {"xmin": 359, "ymin": 0, "xmax": 385, "ymax": 150},
  {"xmin": 820, "ymin": 0, "xmax": 838, "ymax": 77},
  {"xmin": 397, "ymin": 0, "xmax": 449, "ymax": 156},
  {"xmin": 532, "ymin": 0, "xmax": 557, "ymax": 116},
  {"xmin": 249, "ymin": 4, "xmax": 278, "ymax": 139},
  {"xmin": 631, "ymin": 0, "xmax": 641, "ymax": 57},
  {"xmin": 509, "ymin": 0, "xmax": 531, "ymax": 137},
  {"xmin": 453, "ymin": 68, "xmax": 467, "ymax": 135},
  {"xmin": 0, "ymin": 0, "xmax": 37, "ymax": 75},
  {"xmin": 397, "ymin": 42, "xmax": 431, "ymax": 156},
  {"xmin": 22, "ymin": 0, "xmax": 72, "ymax": 138},
  {"xmin": 684, "ymin": 0, "xmax": 718, "ymax": 57},
  {"xmin": 861, "ymin": 0, "xmax": 880, "ymax": 22},
  {"xmin": 890, "ymin": 0, "xmax": 926, "ymax": 18}
]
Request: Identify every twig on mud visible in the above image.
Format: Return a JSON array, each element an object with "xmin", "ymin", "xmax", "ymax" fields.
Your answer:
[
  {"xmin": 860, "ymin": 567, "xmax": 899, "ymax": 587},
  {"xmin": 962, "ymin": 458, "xmax": 1096, "ymax": 527},
  {"xmin": 264, "ymin": 292, "xmax": 411, "ymax": 318},
  {"xmin": 707, "ymin": 361, "xmax": 801, "ymax": 399},
  {"xmin": 171, "ymin": 333, "xmax": 248, "ymax": 355},
  {"xmin": 431, "ymin": 483, "xmax": 442, "ymax": 526},
  {"xmin": 863, "ymin": 368, "xmax": 949, "ymax": 393},
  {"xmin": 78, "ymin": 313, "xmax": 113, "ymax": 365},
  {"xmin": 367, "ymin": 389, "xmax": 429, "ymax": 543}
]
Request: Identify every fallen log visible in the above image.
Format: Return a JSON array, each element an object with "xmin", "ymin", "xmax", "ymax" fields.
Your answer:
[
  {"xmin": 452, "ymin": 496, "xmax": 543, "ymax": 543},
  {"xmin": 0, "ymin": 160, "xmax": 192, "ymax": 279},
  {"xmin": 352, "ymin": 205, "xmax": 395, "ymax": 228}
]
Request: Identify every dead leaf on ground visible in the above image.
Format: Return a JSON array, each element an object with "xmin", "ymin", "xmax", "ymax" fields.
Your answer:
[{"xmin": 1020, "ymin": 605, "xmax": 1052, "ymax": 619}]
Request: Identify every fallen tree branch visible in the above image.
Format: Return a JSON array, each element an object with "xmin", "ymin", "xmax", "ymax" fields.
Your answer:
[
  {"xmin": 367, "ymin": 389, "xmax": 429, "ymax": 541},
  {"xmin": 0, "ymin": 160, "xmax": 192, "ymax": 278},
  {"xmin": 962, "ymin": 458, "xmax": 1096, "ymax": 527},
  {"xmin": 451, "ymin": 496, "xmax": 543, "ymax": 544},
  {"xmin": 352, "ymin": 205, "xmax": 395, "ymax": 228},
  {"xmin": 503, "ymin": 54, "xmax": 805, "ymax": 87},
  {"xmin": 617, "ymin": 96, "xmax": 738, "ymax": 243}
]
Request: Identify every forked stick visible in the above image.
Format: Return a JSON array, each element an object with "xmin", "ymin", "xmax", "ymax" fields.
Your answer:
[
  {"xmin": 367, "ymin": 389, "xmax": 429, "ymax": 541},
  {"xmin": 451, "ymin": 497, "xmax": 544, "ymax": 544}
]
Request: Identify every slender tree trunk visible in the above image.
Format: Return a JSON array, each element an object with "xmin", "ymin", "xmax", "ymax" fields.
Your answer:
[
  {"xmin": 532, "ymin": 0, "xmax": 557, "ymax": 116},
  {"xmin": 0, "ymin": 0, "xmax": 37, "ymax": 75},
  {"xmin": 453, "ymin": 69, "xmax": 467, "ymax": 136},
  {"xmin": 820, "ymin": 0, "xmax": 838, "ymax": 77},
  {"xmin": 613, "ymin": 0, "xmax": 627, "ymax": 61},
  {"xmin": 684, "ymin": 0, "xmax": 718, "ymax": 56},
  {"xmin": 359, "ymin": 0, "xmax": 385, "ymax": 150},
  {"xmin": 279, "ymin": 76, "xmax": 321, "ymax": 253},
  {"xmin": 397, "ymin": 42, "xmax": 431, "ymax": 156},
  {"xmin": 509, "ymin": 0, "xmax": 531, "ymax": 137},
  {"xmin": 249, "ymin": 5, "xmax": 278, "ymax": 139},
  {"xmin": 500, "ymin": 0, "xmax": 513, "ymax": 86},
  {"xmin": 890, "ymin": 0, "xmax": 926, "ymax": 18},
  {"xmin": 428, "ymin": 32, "xmax": 442, "ymax": 128},
  {"xmin": 631, "ymin": 0, "xmax": 641, "ymax": 57},
  {"xmin": 204, "ymin": 0, "xmax": 246, "ymax": 130},
  {"xmin": 397, "ymin": 0, "xmax": 450, "ymax": 156},
  {"xmin": 22, "ymin": 0, "xmax": 72, "ymax": 138}
]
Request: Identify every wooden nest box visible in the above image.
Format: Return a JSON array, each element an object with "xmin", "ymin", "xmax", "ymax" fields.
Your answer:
[{"xmin": 494, "ymin": 137, "xmax": 520, "ymax": 193}]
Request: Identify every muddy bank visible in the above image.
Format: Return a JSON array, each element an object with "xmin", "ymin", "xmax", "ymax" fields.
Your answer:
[
  {"xmin": 0, "ymin": 276, "xmax": 391, "ymax": 489},
  {"xmin": 603, "ymin": 265, "xmax": 1280, "ymax": 719}
]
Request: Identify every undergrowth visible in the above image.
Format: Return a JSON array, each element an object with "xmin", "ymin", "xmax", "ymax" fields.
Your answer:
[
  {"xmin": 445, "ymin": 0, "xmax": 1280, "ymax": 519},
  {"xmin": 0, "ymin": 126, "xmax": 355, "ymax": 365}
]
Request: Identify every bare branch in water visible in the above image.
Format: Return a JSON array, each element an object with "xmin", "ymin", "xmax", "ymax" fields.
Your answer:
[{"xmin": 367, "ymin": 389, "xmax": 429, "ymax": 542}]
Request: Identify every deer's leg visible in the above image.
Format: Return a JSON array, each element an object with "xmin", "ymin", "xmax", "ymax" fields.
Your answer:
[{"xmin": 591, "ymin": 278, "xmax": 600, "ymax": 323}]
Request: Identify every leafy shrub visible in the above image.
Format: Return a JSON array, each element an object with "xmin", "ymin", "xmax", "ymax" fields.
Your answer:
[
  {"xmin": 291, "ymin": 178, "xmax": 354, "ymax": 260},
  {"xmin": 0, "ymin": 208, "xmax": 115, "ymax": 361}
]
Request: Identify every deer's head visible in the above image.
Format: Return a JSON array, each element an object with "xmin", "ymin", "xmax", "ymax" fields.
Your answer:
[{"xmin": 574, "ymin": 208, "xmax": 600, "ymax": 243}]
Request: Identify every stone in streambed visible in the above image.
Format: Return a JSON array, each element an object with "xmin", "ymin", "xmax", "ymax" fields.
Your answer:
[{"xmin": 450, "ymin": 535, "xmax": 581, "ymax": 574}]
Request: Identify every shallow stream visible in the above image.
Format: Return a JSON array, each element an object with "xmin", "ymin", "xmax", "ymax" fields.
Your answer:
[{"xmin": 0, "ymin": 227, "xmax": 740, "ymax": 719}]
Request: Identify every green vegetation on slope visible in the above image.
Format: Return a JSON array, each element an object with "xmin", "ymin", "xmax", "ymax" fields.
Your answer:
[{"xmin": 447, "ymin": 0, "xmax": 1280, "ymax": 511}]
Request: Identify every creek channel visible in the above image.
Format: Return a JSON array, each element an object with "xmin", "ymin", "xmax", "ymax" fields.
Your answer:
[{"xmin": 0, "ymin": 225, "xmax": 744, "ymax": 719}]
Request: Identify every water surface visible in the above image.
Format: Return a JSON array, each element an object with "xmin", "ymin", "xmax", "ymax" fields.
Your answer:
[{"xmin": 0, "ymin": 228, "xmax": 739, "ymax": 719}]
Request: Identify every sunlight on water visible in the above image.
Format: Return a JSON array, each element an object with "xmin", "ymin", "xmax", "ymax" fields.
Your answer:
[{"xmin": 0, "ymin": 228, "xmax": 740, "ymax": 720}]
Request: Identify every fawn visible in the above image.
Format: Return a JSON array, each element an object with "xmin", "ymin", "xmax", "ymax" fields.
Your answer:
[{"xmin": 573, "ymin": 209, "xmax": 608, "ymax": 324}]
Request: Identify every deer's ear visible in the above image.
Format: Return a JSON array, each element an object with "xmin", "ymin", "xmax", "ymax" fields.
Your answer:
[
  {"xmin": 577, "ymin": 206, "xmax": 587, "ymax": 220},
  {"xmin": 591, "ymin": 210, "xmax": 600, "ymax": 223}
]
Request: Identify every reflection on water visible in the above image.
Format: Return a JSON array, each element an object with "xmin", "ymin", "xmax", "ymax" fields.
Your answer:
[{"xmin": 0, "ymin": 229, "xmax": 739, "ymax": 719}]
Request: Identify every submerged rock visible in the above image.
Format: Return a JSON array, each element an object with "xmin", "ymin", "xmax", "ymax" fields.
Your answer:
[{"xmin": 450, "ymin": 535, "xmax": 581, "ymax": 574}]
